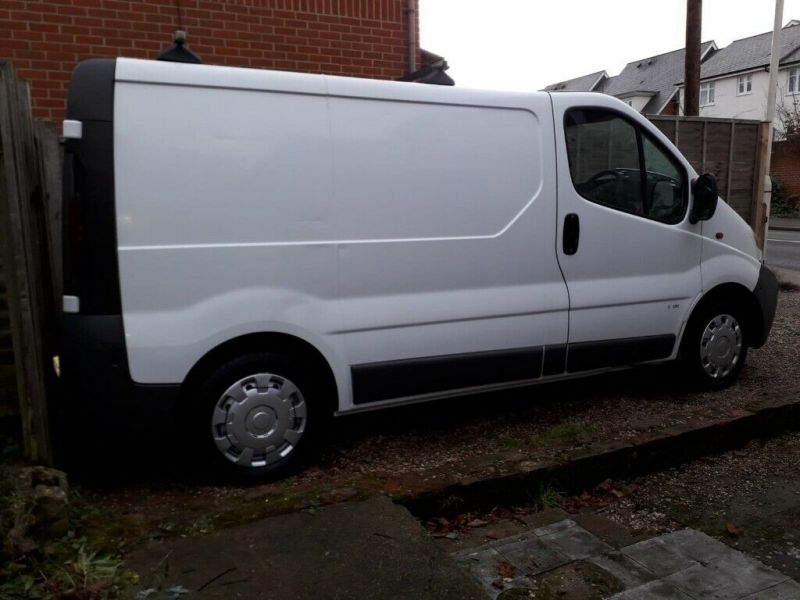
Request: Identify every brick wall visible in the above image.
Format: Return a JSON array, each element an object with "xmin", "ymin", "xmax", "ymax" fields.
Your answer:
[
  {"xmin": 771, "ymin": 139, "xmax": 800, "ymax": 201},
  {"xmin": 0, "ymin": 0, "xmax": 419, "ymax": 123}
]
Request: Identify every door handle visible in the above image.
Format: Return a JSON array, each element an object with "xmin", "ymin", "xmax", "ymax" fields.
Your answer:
[{"xmin": 563, "ymin": 213, "xmax": 580, "ymax": 255}]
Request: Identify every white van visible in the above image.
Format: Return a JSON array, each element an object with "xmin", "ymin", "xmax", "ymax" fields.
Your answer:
[{"xmin": 61, "ymin": 58, "xmax": 777, "ymax": 479}]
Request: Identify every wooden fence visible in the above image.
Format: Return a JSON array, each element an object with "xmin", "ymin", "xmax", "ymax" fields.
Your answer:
[
  {"xmin": 0, "ymin": 61, "xmax": 61, "ymax": 464},
  {"xmin": 0, "ymin": 255, "xmax": 16, "ymax": 418},
  {"xmin": 648, "ymin": 115, "xmax": 768, "ymax": 241}
]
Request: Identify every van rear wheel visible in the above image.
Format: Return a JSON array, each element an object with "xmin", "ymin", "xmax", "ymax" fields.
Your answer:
[
  {"xmin": 681, "ymin": 301, "xmax": 748, "ymax": 390},
  {"xmin": 199, "ymin": 353, "xmax": 318, "ymax": 480}
]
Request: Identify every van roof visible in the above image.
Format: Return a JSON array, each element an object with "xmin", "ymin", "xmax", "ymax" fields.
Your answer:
[{"xmin": 114, "ymin": 57, "xmax": 556, "ymax": 108}]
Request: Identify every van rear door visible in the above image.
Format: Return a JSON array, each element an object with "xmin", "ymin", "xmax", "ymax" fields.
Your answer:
[{"xmin": 550, "ymin": 94, "xmax": 703, "ymax": 372}]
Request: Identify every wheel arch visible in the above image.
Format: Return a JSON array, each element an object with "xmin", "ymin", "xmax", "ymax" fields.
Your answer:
[
  {"xmin": 683, "ymin": 282, "xmax": 763, "ymax": 348},
  {"xmin": 180, "ymin": 332, "xmax": 340, "ymax": 415}
]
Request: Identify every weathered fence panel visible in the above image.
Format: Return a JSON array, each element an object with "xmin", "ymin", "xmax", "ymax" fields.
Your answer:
[
  {"xmin": 0, "ymin": 62, "xmax": 60, "ymax": 464},
  {"xmin": 649, "ymin": 115, "xmax": 765, "ymax": 231},
  {"xmin": 0, "ymin": 255, "xmax": 16, "ymax": 417}
]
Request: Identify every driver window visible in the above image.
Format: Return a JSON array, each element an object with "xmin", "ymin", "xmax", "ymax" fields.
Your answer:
[
  {"xmin": 565, "ymin": 109, "xmax": 686, "ymax": 225},
  {"xmin": 642, "ymin": 135, "xmax": 684, "ymax": 223}
]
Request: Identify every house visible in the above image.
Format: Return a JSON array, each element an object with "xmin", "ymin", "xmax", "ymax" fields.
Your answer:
[
  {"xmin": 544, "ymin": 70, "xmax": 608, "ymax": 93},
  {"xmin": 544, "ymin": 43, "xmax": 717, "ymax": 115},
  {"xmin": 676, "ymin": 20, "xmax": 800, "ymax": 135},
  {"xmin": 0, "ymin": 0, "xmax": 422, "ymax": 123}
]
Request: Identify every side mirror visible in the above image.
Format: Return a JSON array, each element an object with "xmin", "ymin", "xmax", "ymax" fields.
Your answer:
[{"xmin": 691, "ymin": 173, "xmax": 718, "ymax": 223}]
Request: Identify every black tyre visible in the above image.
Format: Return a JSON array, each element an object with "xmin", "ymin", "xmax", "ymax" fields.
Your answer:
[
  {"xmin": 681, "ymin": 300, "xmax": 748, "ymax": 390},
  {"xmin": 197, "ymin": 352, "xmax": 323, "ymax": 481}
]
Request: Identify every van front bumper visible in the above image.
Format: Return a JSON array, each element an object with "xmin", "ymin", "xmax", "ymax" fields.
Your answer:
[{"xmin": 751, "ymin": 264, "xmax": 778, "ymax": 349}]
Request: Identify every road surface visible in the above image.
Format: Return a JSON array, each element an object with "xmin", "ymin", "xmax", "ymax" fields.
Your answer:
[{"xmin": 766, "ymin": 228, "xmax": 800, "ymax": 273}]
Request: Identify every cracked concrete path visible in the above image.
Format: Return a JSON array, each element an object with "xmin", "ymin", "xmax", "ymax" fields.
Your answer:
[
  {"xmin": 127, "ymin": 496, "xmax": 485, "ymax": 599},
  {"xmin": 454, "ymin": 520, "xmax": 800, "ymax": 599}
]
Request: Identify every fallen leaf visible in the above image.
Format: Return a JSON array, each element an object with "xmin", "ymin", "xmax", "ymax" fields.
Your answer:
[
  {"xmin": 467, "ymin": 518, "xmax": 489, "ymax": 528},
  {"xmin": 383, "ymin": 481, "xmax": 403, "ymax": 494},
  {"xmin": 597, "ymin": 479, "xmax": 613, "ymax": 493},
  {"xmin": 497, "ymin": 561, "xmax": 516, "ymax": 579},
  {"xmin": 725, "ymin": 523, "xmax": 744, "ymax": 537}
]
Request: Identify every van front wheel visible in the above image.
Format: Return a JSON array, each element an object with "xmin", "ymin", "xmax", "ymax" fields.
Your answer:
[
  {"xmin": 200, "ymin": 353, "xmax": 317, "ymax": 480},
  {"xmin": 681, "ymin": 302, "xmax": 748, "ymax": 390}
]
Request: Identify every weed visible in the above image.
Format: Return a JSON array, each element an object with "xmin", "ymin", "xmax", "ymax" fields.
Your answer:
[
  {"xmin": 527, "ymin": 483, "xmax": 561, "ymax": 510},
  {"xmin": 0, "ymin": 536, "xmax": 137, "ymax": 599}
]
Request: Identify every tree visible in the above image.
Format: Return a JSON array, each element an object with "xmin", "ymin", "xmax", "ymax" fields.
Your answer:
[{"xmin": 776, "ymin": 93, "xmax": 800, "ymax": 145}]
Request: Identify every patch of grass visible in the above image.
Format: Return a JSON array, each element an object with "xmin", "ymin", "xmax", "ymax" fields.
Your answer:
[
  {"xmin": 0, "ymin": 534, "xmax": 138, "ymax": 600},
  {"xmin": 527, "ymin": 483, "xmax": 561, "ymax": 510},
  {"xmin": 0, "ymin": 482, "xmax": 147, "ymax": 600},
  {"xmin": 501, "ymin": 437, "xmax": 524, "ymax": 450},
  {"xmin": 530, "ymin": 423, "xmax": 595, "ymax": 447}
]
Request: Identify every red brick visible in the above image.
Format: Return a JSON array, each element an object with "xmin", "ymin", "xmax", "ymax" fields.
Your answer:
[{"xmin": 3, "ymin": 0, "xmax": 414, "ymax": 122}]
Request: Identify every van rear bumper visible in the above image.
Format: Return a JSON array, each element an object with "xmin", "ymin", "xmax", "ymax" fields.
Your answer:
[
  {"xmin": 751, "ymin": 264, "xmax": 778, "ymax": 349},
  {"xmin": 60, "ymin": 314, "xmax": 180, "ymax": 435}
]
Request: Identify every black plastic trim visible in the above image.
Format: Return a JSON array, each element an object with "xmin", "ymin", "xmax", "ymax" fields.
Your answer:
[
  {"xmin": 542, "ymin": 343, "xmax": 567, "ymax": 376},
  {"xmin": 751, "ymin": 264, "xmax": 778, "ymax": 349},
  {"xmin": 351, "ymin": 346, "xmax": 544, "ymax": 405},
  {"xmin": 59, "ymin": 315, "xmax": 179, "ymax": 438},
  {"xmin": 563, "ymin": 213, "xmax": 580, "ymax": 255},
  {"xmin": 567, "ymin": 335, "xmax": 676, "ymax": 373},
  {"xmin": 66, "ymin": 59, "xmax": 116, "ymax": 122},
  {"xmin": 351, "ymin": 334, "xmax": 677, "ymax": 404},
  {"xmin": 63, "ymin": 59, "xmax": 121, "ymax": 315}
]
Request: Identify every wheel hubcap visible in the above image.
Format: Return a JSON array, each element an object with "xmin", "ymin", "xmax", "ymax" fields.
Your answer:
[
  {"xmin": 211, "ymin": 373, "xmax": 307, "ymax": 468},
  {"xmin": 699, "ymin": 314, "xmax": 742, "ymax": 379}
]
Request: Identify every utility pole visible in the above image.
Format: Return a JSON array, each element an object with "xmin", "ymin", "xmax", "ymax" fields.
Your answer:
[
  {"xmin": 684, "ymin": 0, "xmax": 702, "ymax": 116},
  {"xmin": 758, "ymin": 0, "xmax": 785, "ymax": 256}
]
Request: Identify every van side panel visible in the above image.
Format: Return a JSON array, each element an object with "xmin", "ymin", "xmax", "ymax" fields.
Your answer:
[
  {"xmin": 113, "ymin": 59, "xmax": 569, "ymax": 410},
  {"xmin": 324, "ymin": 90, "xmax": 568, "ymax": 406},
  {"xmin": 114, "ymin": 79, "xmax": 345, "ymax": 390}
]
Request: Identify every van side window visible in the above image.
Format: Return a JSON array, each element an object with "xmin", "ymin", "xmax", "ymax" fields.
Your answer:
[{"xmin": 564, "ymin": 109, "xmax": 686, "ymax": 225}]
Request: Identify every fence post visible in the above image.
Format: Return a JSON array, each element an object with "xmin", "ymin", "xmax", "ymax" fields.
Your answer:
[
  {"xmin": 33, "ymin": 121, "xmax": 63, "ymax": 307},
  {"xmin": 0, "ymin": 61, "xmax": 55, "ymax": 464}
]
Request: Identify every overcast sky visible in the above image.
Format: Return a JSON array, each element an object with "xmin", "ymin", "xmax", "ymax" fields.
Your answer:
[{"xmin": 420, "ymin": 0, "xmax": 800, "ymax": 91}]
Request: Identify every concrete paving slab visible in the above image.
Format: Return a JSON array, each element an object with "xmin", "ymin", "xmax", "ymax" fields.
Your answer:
[
  {"xmin": 609, "ymin": 579, "xmax": 694, "ymax": 599},
  {"xmin": 532, "ymin": 518, "xmax": 577, "ymax": 537},
  {"xmin": 742, "ymin": 579, "xmax": 800, "ymax": 599},
  {"xmin": 493, "ymin": 534, "xmax": 569, "ymax": 575},
  {"xmin": 658, "ymin": 528, "xmax": 741, "ymax": 565},
  {"xmin": 585, "ymin": 551, "xmax": 656, "ymax": 589},
  {"xmin": 453, "ymin": 515, "xmax": 800, "ymax": 600},
  {"xmin": 127, "ymin": 496, "xmax": 485, "ymax": 600},
  {"xmin": 527, "ymin": 560, "xmax": 624, "ymax": 598},
  {"xmin": 455, "ymin": 547, "xmax": 507, "ymax": 597},
  {"xmin": 621, "ymin": 537, "xmax": 700, "ymax": 578},
  {"xmin": 539, "ymin": 523, "xmax": 615, "ymax": 560},
  {"xmin": 663, "ymin": 560, "xmax": 787, "ymax": 600}
]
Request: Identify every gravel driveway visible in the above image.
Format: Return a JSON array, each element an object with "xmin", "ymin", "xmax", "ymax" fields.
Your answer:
[{"xmin": 71, "ymin": 289, "xmax": 799, "ymax": 547}]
